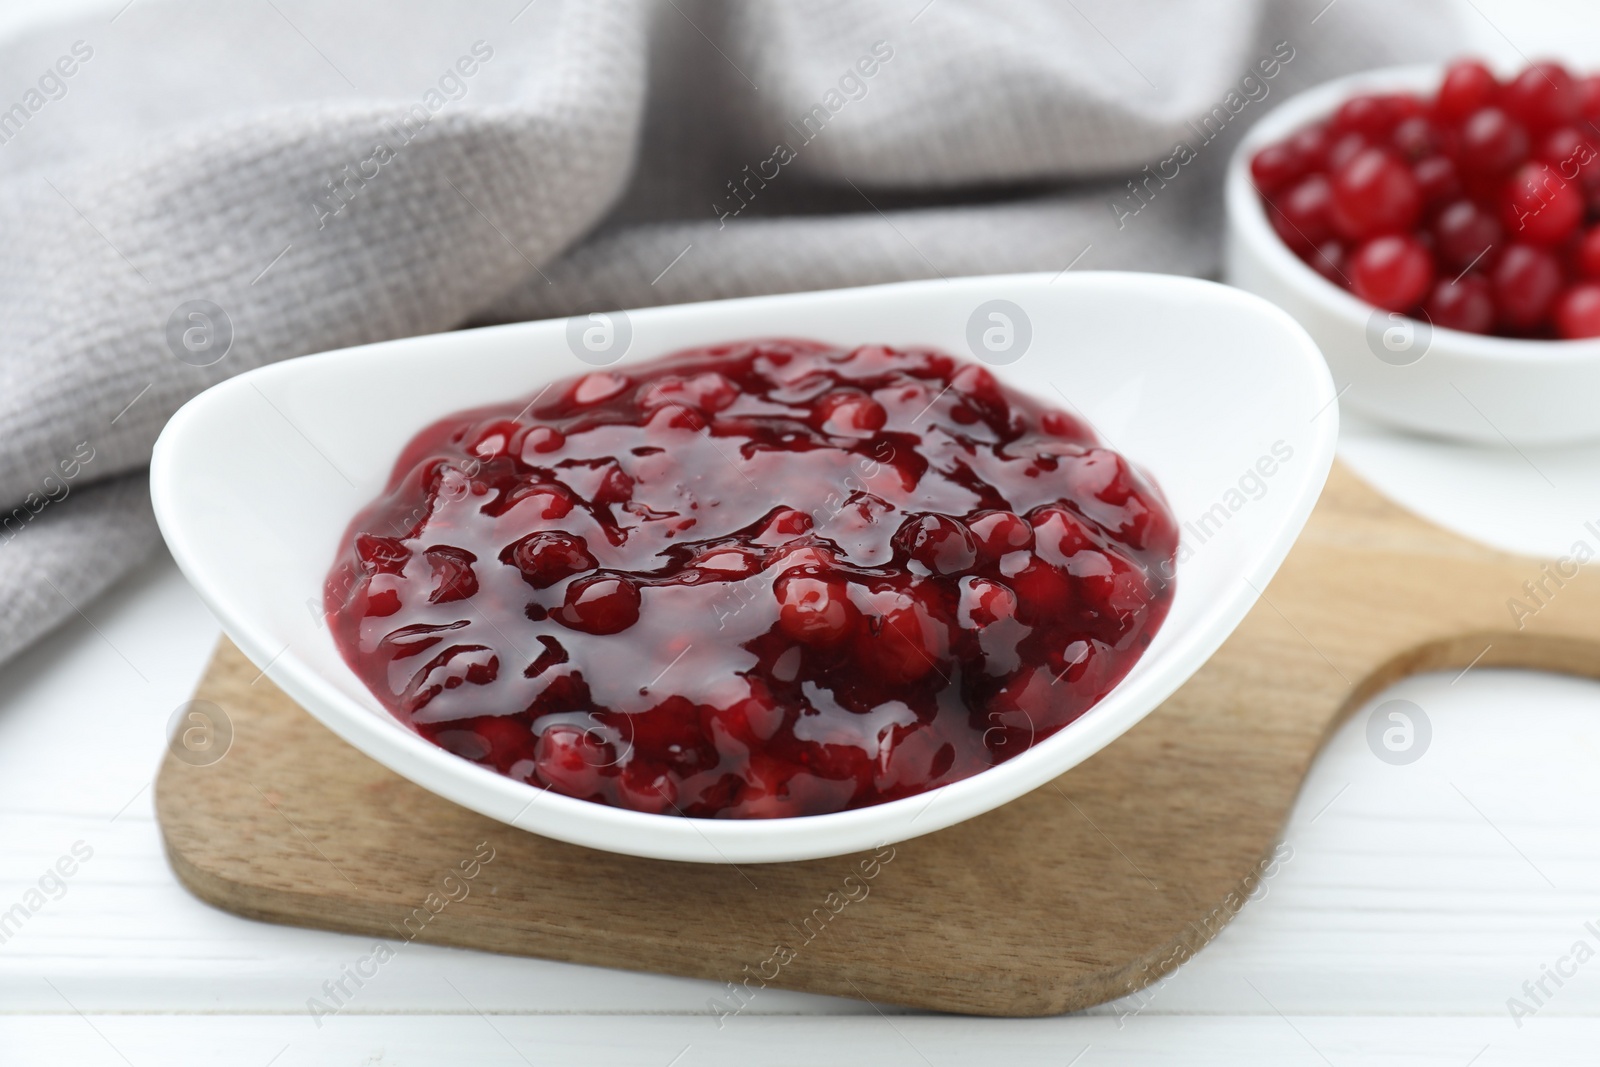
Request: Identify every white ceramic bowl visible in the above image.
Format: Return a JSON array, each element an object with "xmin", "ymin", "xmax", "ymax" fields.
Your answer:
[
  {"xmin": 1227, "ymin": 63, "xmax": 1600, "ymax": 446},
  {"xmin": 151, "ymin": 272, "xmax": 1336, "ymax": 863}
]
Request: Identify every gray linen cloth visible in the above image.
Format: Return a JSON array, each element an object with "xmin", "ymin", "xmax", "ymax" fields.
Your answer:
[{"xmin": 0, "ymin": 0, "xmax": 1460, "ymax": 665}]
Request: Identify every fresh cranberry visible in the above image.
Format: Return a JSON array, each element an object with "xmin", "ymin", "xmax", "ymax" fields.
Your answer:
[
  {"xmin": 1350, "ymin": 234, "xmax": 1434, "ymax": 311},
  {"xmin": 1392, "ymin": 116, "xmax": 1442, "ymax": 160},
  {"xmin": 1250, "ymin": 142, "xmax": 1305, "ymax": 196},
  {"xmin": 1501, "ymin": 162, "xmax": 1584, "ymax": 244},
  {"xmin": 1412, "ymin": 155, "xmax": 1462, "ymax": 204},
  {"xmin": 1492, "ymin": 244, "xmax": 1564, "ymax": 328},
  {"xmin": 1331, "ymin": 147, "xmax": 1421, "ymax": 239},
  {"xmin": 1254, "ymin": 58, "xmax": 1600, "ymax": 338},
  {"xmin": 1326, "ymin": 131, "xmax": 1369, "ymax": 172},
  {"xmin": 1288, "ymin": 123, "xmax": 1330, "ymax": 169},
  {"xmin": 1555, "ymin": 282, "xmax": 1600, "ymax": 338},
  {"xmin": 1582, "ymin": 74, "xmax": 1600, "ymax": 122},
  {"xmin": 1333, "ymin": 93, "xmax": 1413, "ymax": 139},
  {"xmin": 1501, "ymin": 61, "xmax": 1582, "ymax": 132},
  {"xmin": 1423, "ymin": 275, "xmax": 1496, "ymax": 333},
  {"xmin": 1268, "ymin": 174, "xmax": 1335, "ymax": 253},
  {"xmin": 1458, "ymin": 107, "xmax": 1530, "ymax": 174},
  {"xmin": 1539, "ymin": 127, "xmax": 1600, "ymax": 186},
  {"xmin": 1435, "ymin": 59, "xmax": 1498, "ymax": 122},
  {"xmin": 1306, "ymin": 239, "xmax": 1349, "ymax": 286},
  {"xmin": 1432, "ymin": 199, "xmax": 1501, "ymax": 271},
  {"xmin": 326, "ymin": 341, "xmax": 1177, "ymax": 818},
  {"xmin": 1576, "ymin": 226, "xmax": 1600, "ymax": 277}
]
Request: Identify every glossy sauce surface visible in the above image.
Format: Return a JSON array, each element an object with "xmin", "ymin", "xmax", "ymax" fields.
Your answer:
[{"xmin": 326, "ymin": 340, "xmax": 1178, "ymax": 818}]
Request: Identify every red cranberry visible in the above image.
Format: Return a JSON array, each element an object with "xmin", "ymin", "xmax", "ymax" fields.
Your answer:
[
  {"xmin": 1555, "ymin": 282, "xmax": 1600, "ymax": 338},
  {"xmin": 1412, "ymin": 155, "xmax": 1462, "ymax": 204},
  {"xmin": 1492, "ymin": 244, "xmax": 1564, "ymax": 328},
  {"xmin": 1458, "ymin": 107, "xmax": 1530, "ymax": 174},
  {"xmin": 1392, "ymin": 116, "xmax": 1442, "ymax": 160},
  {"xmin": 868, "ymin": 598, "xmax": 946, "ymax": 685},
  {"xmin": 556, "ymin": 574, "xmax": 641, "ymax": 634},
  {"xmin": 1582, "ymin": 74, "xmax": 1600, "ymax": 122},
  {"xmin": 1268, "ymin": 174, "xmax": 1335, "ymax": 253},
  {"xmin": 957, "ymin": 577, "xmax": 1018, "ymax": 629},
  {"xmin": 506, "ymin": 531, "xmax": 595, "ymax": 589},
  {"xmin": 968, "ymin": 510, "xmax": 1033, "ymax": 559},
  {"xmin": 1251, "ymin": 59, "xmax": 1600, "ymax": 341},
  {"xmin": 1305, "ymin": 239, "xmax": 1348, "ymax": 285},
  {"xmin": 1422, "ymin": 275, "xmax": 1496, "ymax": 334},
  {"xmin": 1432, "ymin": 199, "xmax": 1501, "ymax": 271},
  {"xmin": 533, "ymin": 726, "xmax": 607, "ymax": 798},
  {"xmin": 1029, "ymin": 505, "xmax": 1102, "ymax": 565},
  {"xmin": 1501, "ymin": 162, "xmax": 1584, "ymax": 244},
  {"xmin": 1333, "ymin": 93, "xmax": 1409, "ymax": 139},
  {"xmin": 615, "ymin": 763, "xmax": 677, "ymax": 814},
  {"xmin": 1539, "ymin": 127, "xmax": 1600, "ymax": 186},
  {"xmin": 817, "ymin": 390, "xmax": 887, "ymax": 437},
  {"xmin": 1326, "ymin": 131, "xmax": 1369, "ymax": 173},
  {"xmin": 1331, "ymin": 148, "xmax": 1421, "ymax": 239},
  {"xmin": 1350, "ymin": 234, "xmax": 1434, "ymax": 311},
  {"xmin": 895, "ymin": 514, "xmax": 977, "ymax": 574},
  {"xmin": 1250, "ymin": 142, "xmax": 1305, "ymax": 196},
  {"xmin": 424, "ymin": 547, "xmax": 478, "ymax": 604},
  {"xmin": 1287, "ymin": 123, "xmax": 1330, "ymax": 169},
  {"xmin": 1502, "ymin": 61, "xmax": 1582, "ymax": 132},
  {"xmin": 1435, "ymin": 59, "xmax": 1498, "ymax": 122},
  {"xmin": 1576, "ymin": 225, "xmax": 1600, "ymax": 277},
  {"xmin": 775, "ymin": 571, "xmax": 857, "ymax": 644}
]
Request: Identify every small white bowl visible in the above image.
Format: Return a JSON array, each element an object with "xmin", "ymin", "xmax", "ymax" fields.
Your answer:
[
  {"xmin": 151, "ymin": 273, "xmax": 1336, "ymax": 863},
  {"xmin": 1227, "ymin": 63, "xmax": 1600, "ymax": 446}
]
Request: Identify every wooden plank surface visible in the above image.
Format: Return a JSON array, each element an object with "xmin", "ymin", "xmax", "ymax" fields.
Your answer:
[{"xmin": 153, "ymin": 462, "xmax": 1600, "ymax": 1016}]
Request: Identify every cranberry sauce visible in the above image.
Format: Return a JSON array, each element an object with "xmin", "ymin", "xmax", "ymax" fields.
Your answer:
[{"xmin": 325, "ymin": 339, "xmax": 1178, "ymax": 819}]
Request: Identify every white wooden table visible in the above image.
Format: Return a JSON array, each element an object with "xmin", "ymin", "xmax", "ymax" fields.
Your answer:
[{"xmin": 7, "ymin": 1, "xmax": 1600, "ymax": 1061}]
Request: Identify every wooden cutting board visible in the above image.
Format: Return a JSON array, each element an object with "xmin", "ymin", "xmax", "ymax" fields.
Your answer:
[{"xmin": 154, "ymin": 461, "xmax": 1600, "ymax": 1016}]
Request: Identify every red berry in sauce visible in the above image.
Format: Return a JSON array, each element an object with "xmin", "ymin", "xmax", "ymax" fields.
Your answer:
[{"xmin": 325, "ymin": 340, "xmax": 1178, "ymax": 818}]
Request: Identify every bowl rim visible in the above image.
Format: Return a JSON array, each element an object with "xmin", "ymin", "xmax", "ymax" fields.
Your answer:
[
  {"xmin": 152, "ymin": 271, "xmax": 1339, "ymax": 863},
  {"xmin": 1227, "ymin": 60, "xmax": 1600, "ymax": 367}
]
